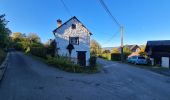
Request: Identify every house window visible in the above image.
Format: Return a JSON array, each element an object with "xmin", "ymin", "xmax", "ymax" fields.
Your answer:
[
  {"xmin": 72, "ymin": 24, "xmax": 76, "ymax": 29},
  {"xmin": 69, "ymin": 37, "xmax": 79, "ymax": 45}
]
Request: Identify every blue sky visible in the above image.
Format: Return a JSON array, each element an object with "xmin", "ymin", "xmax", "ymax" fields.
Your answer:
[{"xmin": 1, "ymin": 0, "xmax": 170, "ymax": 47}]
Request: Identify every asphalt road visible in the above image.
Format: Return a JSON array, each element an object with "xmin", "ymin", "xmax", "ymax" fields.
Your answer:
[{"xmin": 0, "ymin": 52, "xmax": 170, "ymax": 100}]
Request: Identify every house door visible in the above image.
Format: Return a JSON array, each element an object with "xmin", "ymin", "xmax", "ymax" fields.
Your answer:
[
  {"xmin": 77, "ymin": 51, "xmax": 86, "ymax": 66},
  {"xmin": 161, "ymin": 57, "xmax": 169, "ymax": 68}
]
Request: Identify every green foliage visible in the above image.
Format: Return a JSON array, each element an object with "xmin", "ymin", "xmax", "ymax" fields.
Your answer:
[
  {"xmin": 123, "ymin": 46, "xmax": 132, "ymax": 54},
  {"xmin": 112, "ymin": 48, "xmax": 119, "ymax": 53},
  {"xmin": 0, "ymin": 14, "xmax": 11, "ymax": 49},
  {"xmin": 103, "ymin": 50, "xmax": 111, "ymax": 53},
  {"xmin": 13, "ymin": 42, "xmax": 23, "ymax": 51},
  {"xmin": 0, "ymin": 49, "xmax": 6, "ymax": 64},
  {"xmin": 100, "ymin": 53, "xmax": 111, "ymax": 60},
  {"xmin": 46, "ymin": 56, "xmax": 82, "ymax": 73},
  {"xmin": 89, "ymin": 56, "xmax": 97, "ymax": 67},
  {"xmin": 46, "ymin": 56, "xmax": 98, "ymax": 73},
  {"xmin": 27, "ymin": 33, "xmax": 40, "ymax": 43},
  {"xmin": 111, "ymin": 52, "xmax": 131, "ymax": 61}
]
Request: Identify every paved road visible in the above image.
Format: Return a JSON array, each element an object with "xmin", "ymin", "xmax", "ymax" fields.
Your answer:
[{"xmin": 0, "ymin": 52, "xmax": 170, "ymax": 100}]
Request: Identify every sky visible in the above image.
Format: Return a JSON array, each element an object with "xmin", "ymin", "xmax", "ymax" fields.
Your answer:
[{"xmin": 1, "ymin": 0, "xmax": 170, "ymax": 47}]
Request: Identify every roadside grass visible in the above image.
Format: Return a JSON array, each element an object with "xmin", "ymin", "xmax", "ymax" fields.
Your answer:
[{"xmin": 26, "ymin": 53, "xmax": 100, "ymax": 74}]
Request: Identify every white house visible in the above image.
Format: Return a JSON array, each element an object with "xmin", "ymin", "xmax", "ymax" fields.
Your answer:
[{"xmin": 53, "ymin": 16, "xmax": 92, "ymax": 66}]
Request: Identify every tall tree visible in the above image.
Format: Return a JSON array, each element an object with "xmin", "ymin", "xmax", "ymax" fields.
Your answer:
[
  {"xmin": 90, "ymin": 39, "xmax": 102, "ymax": 56},
  {"xmin": 0, "ymin": 14, "xmax": 11, "ymax": 48},
  {"xmin": 27, "ymin": 33, "xmax": 40, "ymax": 43},
  {"xmin": 11, "ymin": 32, "xmax": 24, "ymax": 42}
]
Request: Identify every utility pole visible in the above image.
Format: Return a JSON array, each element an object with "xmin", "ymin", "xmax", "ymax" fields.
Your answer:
[
  {"xmin": 120, "ymin": 26, "xmax": 124, "ymax": 62},
  {"xmin": 98, "ymin": 0, "xmax": 124, "ymax": 62}
]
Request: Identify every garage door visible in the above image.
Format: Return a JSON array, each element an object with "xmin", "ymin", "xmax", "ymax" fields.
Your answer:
[{"xmin": 161, "ymin": 57, "xmax": 169, "ymax": 68}]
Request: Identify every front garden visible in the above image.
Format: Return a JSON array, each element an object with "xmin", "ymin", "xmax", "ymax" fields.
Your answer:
[{"xmin": 29, "ymin": 46, "xmax": 99, "ymax": 73}]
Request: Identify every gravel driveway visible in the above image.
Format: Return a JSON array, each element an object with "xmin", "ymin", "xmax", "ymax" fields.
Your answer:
[{"xmin": 0, "ymin": 52, "xmax": 170, "ymax": 100}]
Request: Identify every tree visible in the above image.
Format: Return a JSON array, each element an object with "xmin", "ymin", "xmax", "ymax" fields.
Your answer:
[
  {"xmin": 27, "ymin": 33, "xmax": 40, "ymax": 43},
  {"xmin": 139, "ymin": 45, "xmax": 147, "ymax": 57},
  {"xmin": 11, "ymin": 32, "xmax": 24, "ymax": 42},
  {"xmin": 123, "ymin": 46, "xmax": 132, "ymax": 54},
  {"xmin": 90, "ymin": 39, "xmax": 102, "ymax": 56},
  {"xmin": 0, "ymin": 14, "xmax": 11, "ymax": 48},
  {"xmin": 112, "ymin": 48, "xmax": 119, "ymax": 53}
]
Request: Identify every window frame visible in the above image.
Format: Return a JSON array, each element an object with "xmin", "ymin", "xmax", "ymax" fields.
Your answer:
[{"xmin": 69, "ymin": 37, "xmax": 79, "ymax": 45}]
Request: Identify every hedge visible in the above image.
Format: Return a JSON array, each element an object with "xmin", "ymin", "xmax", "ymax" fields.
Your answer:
[
  {"xmin": 30, "ymin": 47, "xmax": 47, "ymax": 58},
  {"xmin": 111, "ymin": 53, "xmax": 131, "ymax": 61}
]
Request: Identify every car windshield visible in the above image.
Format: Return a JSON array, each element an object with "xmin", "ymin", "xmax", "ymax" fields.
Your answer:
[{"xmin": 138, "ymin": 57, "xmax": 145, "ymax": 59}]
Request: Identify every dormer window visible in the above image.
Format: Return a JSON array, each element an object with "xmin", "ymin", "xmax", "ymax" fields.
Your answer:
[
  {"xmin": 69, "ymin": 37, "xmax": 79, "ymax": 45},
  {"xmin": 72, "ymin": 24, "xmax": 76, "ymax": 29}
]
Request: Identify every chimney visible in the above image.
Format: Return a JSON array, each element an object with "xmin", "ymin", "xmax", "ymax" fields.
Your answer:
[{"xmin": 57, "ymin": 19, "xmax": 62, "ymax": 27}]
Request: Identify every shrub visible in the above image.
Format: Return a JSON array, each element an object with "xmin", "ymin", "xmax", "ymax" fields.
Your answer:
[
  {"xmin": 13, "ymin": 42, "xmax": 23, "ymax": 51},
  {"xmin": 46, "ymin": 56, "xmax": 84, "ymax": 73},
  {"xmin": 111, "ymin": 53, "xmax": 130, "ymax": 61},
  {"xmin": 89, "ymin": 56, "xmax": 97, "ymax": 67},
  {"xmin": 101, "ymin": 53, "xmax": 111, "ymax": 60}
]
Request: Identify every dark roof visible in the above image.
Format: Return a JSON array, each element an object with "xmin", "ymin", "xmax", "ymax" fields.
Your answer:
[
  {"xmin": 53, "ymin": 16, "xmax": 92, "ymax": 35},
  {"xmin": 146, "ymin": 40, "xmax": 170, "ymax": 46},
  {"xmin": 145, "ymin": 40, "xmax": 170, "ymax": 52}
]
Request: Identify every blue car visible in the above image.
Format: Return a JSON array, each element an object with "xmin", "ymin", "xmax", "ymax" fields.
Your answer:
[{"xmin": 127, "ymin": 56, "xmax": 148, "ymax": 65}]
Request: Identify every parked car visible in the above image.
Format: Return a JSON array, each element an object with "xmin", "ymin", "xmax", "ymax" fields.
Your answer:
[{"xmin": 127, "ymin": 56, "xmax": 148, "ymax": 65}]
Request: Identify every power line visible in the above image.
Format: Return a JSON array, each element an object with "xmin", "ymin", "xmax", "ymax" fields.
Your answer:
[
  {"xmin": 60, "ymin": 0, "xmax": 72, "ymax": 16},
  {"xmin": 102, "ymin": 30, "xmax": 119, "ymax": 45},
  {"xmin": 98, "ymin": 0, "xmax": 121, "ymax": 27}
]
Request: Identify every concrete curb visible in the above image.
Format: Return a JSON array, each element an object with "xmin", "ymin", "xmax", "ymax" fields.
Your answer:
[{"xmin": 0, "ymin": 52, "xmax": 9, "ymax": 81}]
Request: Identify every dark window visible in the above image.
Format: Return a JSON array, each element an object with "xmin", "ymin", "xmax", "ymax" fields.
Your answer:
[
  {"xmin": 69, "ymin": 37, "xmax": 79, "ymax": 45},
  {"xmin": 138, "ymin": 57, "xmax": 145, "ymax": 59},
  {"xmin": 72, "ymin": 24, "xmax": 76, "ymax": 29}
]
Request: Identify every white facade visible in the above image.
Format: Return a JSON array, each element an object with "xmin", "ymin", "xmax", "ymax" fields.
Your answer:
[{"xmin": 53, "ymin": 17, "xmax": 91, "ymax": 66}]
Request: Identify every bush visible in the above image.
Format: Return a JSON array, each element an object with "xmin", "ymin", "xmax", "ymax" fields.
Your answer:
[
  {"xmin": 46, "ymin": 56, "xmax": 98, "ymax": 73},
  {"xmin": 46, "ymin": 56, "xmax": 83, "ymax": 73},
  {"xmin": 89, "ymin": 56, "xmax": 97, "ymax": 67},
  {"xmin": 0, "ymin": 49, "xmax": 6, "ymax": 64},
  {"xmin": 101, "ymin": 53, "xmax": 111, "ymax": 60},
  {"xmin": 111, "ymin": 53, "xmax": 130, "ymax": 61},
  {"xmin": 13, "ymin": 42, "xmax": 23, "ymax": 51},
  {"xmin": 30, "ymin": 47, "xmax": 47, "ymax": 58}
]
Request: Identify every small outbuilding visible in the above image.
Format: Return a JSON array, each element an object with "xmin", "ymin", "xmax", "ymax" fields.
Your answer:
[{"xmin": 145, "ymin": 40, "xmax": 170, "ymax": 68}]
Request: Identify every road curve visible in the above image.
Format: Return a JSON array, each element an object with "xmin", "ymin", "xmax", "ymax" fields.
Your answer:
[{"xmin": 0, "ymin": 52, "xmax": 170, "ymax": 100}]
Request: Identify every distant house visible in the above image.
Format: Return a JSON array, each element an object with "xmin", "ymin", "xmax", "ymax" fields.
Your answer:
[
  {"xmin": 103, "ymin": 45, "xmax": 141, "ymax": 53},
  {"xmin": 53, "ymin": 16, "xmax": 92, "ymax": 66},
  {"xmin": 145, "ymin": 40, "xmax": 170, "ymax": 68}
]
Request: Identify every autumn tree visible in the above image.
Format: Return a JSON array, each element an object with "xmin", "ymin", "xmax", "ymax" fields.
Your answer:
[
  {"xmin": 112, "ymin": 48, "xmax": 119, "ymax": 53},
  {"xmin": 11, "ymin": 32, "xmax": 24, "ymax": 42},
  {"xmin": 90, "ymin": 39, "xmax": 102, "ymax": 56},
  {"xmin": 123, "ymin": 46, "xmax": 132, "ymax": 54},
  {"xmin": 27, "ymin": 33, "xmax": 40, "ymax": 43}
]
